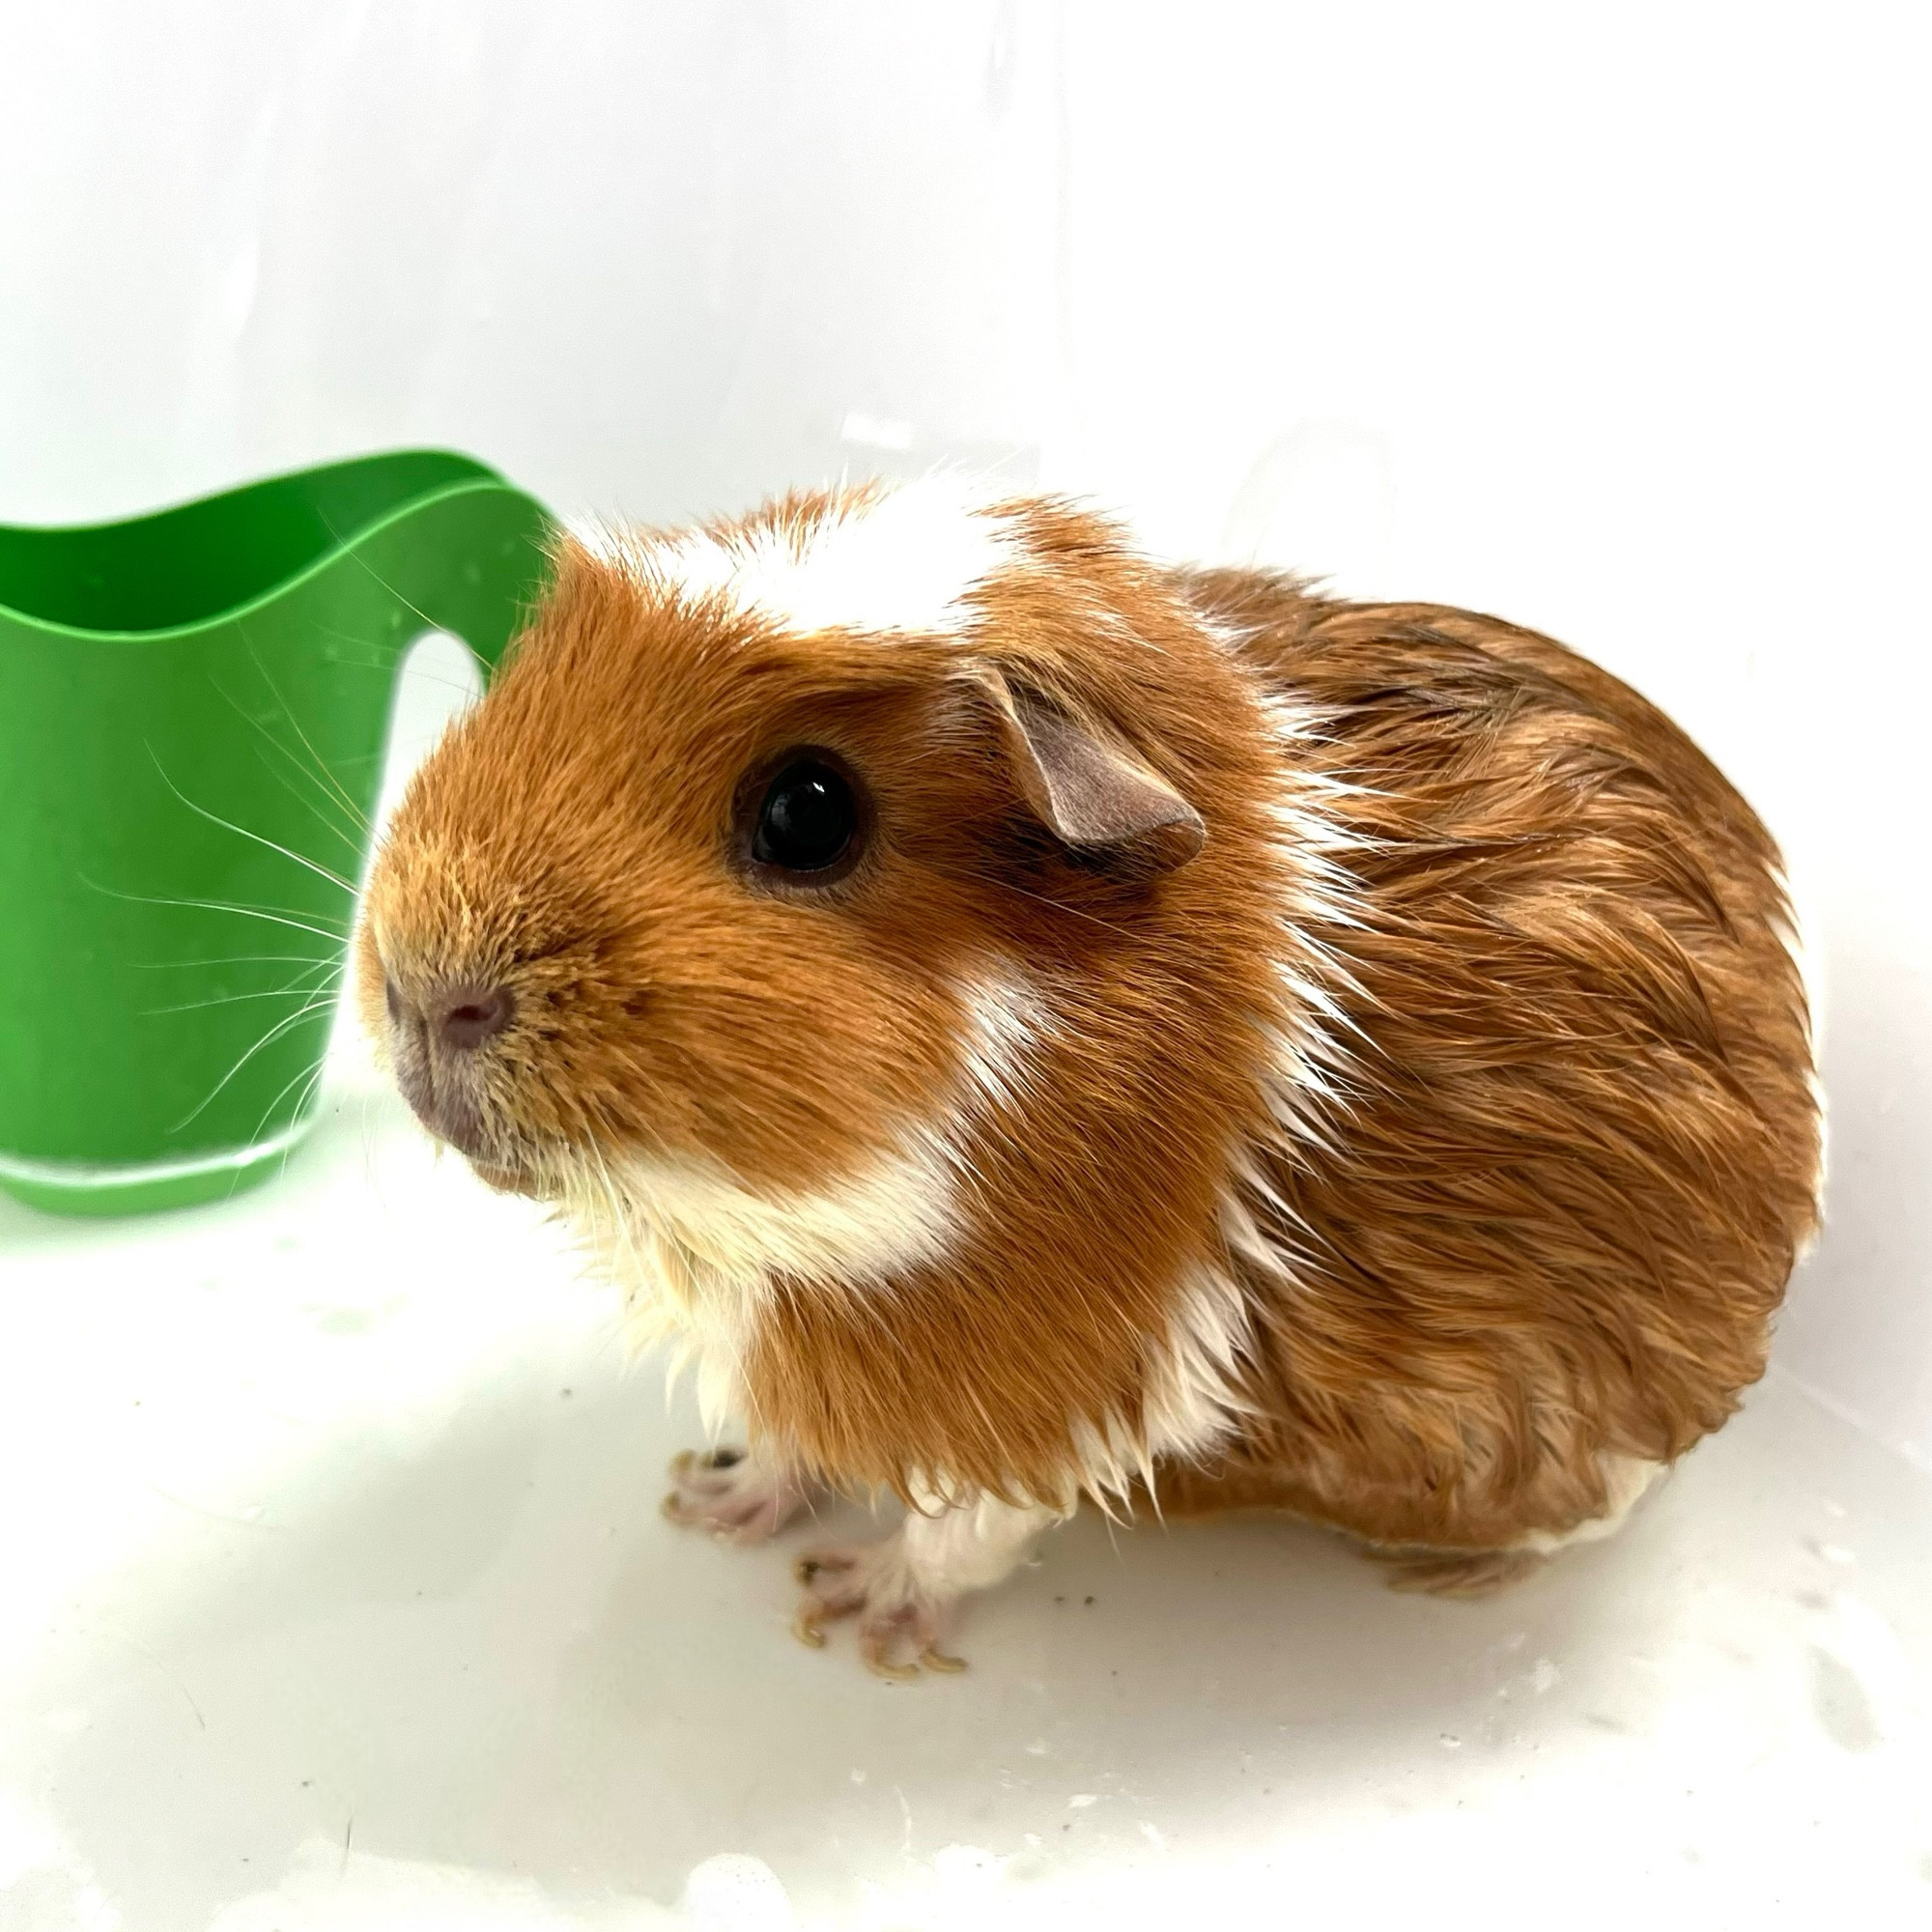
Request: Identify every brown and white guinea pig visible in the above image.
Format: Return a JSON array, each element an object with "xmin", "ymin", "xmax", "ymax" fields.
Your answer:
[{"xmin": 357, "ymin": 476, "xmax": 1821, "ymax": 1678}]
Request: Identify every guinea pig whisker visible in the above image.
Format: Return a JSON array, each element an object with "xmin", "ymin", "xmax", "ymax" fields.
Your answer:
[
  {"xmin": 145, "ymin": 747, "xmax": 357, "ymax": 895},
  {"xmin": 253, "ymin": 1050, "xmax": 332, "ymax": 1152},
  {"xmin": 309, "ymin": 634, "xmax": 484, "ymax": 702},
  {"xmin": 168, "ymin": 991, "xmax": 342, "ymax": 1135},
  {"xmin": 236, "ymin": 628, "xmax": 375, "ymax": 837},
  {"xmin": 359, "ymin": 1087, "xmax": 380, "ymax": 1194},
  {"xmin": 82, "ymin": 878, "xmax": 350, "ymax": 947},
  {"xmin": 178, "ymin": 901, "xmax": 348, "ymax": 945},
  {"xmin": 274, "ymin": 1077, "xmax": 330, "ymax": 1183},
  {"xmin": 142, "ymin": 984, "xmax": 337, "ymax": 1019},
  {"xmin": 588, "ymin": 1144, "xmax": 648, "ymax": 1291},
  {"xmin": 140, "ymin": 960, "xmax": 342, "ymax": 1017},
  {"xmin": 311, "ymin": 505, "xmax": 444, "ymax": 645},
  {"xmin": 940, "ymin": 861, "xmax": 1143, "ymax": 942},
  {"xmin": 209, "ymin": 678, "xmax": 370, "ymax": 859},
  {"xmin": 131, "ymin": 952, "xmax": 338, "ymax": 972},
  {"xmin": 249, "ymin": 745, "xmax": 370, "ymax": 863}
]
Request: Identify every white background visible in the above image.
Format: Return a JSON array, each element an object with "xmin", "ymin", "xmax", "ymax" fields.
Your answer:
[
  {"xmin": 5, "ymin": 0, "xmax": 1923, "ymax": 1467},
  {"xmin": 2, "ymin": 8, "xmax": 1930, "ymax": 1924}
]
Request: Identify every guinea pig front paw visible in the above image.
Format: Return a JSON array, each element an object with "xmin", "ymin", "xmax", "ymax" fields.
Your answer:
[
  {"xmin": 791, "ymin": 1541, "xmax": 967, "ymax": 1681},
  {"xmin": 661, "ymin": 1447, "xmax": 808, "ymax": 1545}
]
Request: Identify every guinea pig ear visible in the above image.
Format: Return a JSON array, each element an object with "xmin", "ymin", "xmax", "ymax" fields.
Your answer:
[{"xmin": 972, "ymin": 668, "xmax": 1207, "ymax": 870}]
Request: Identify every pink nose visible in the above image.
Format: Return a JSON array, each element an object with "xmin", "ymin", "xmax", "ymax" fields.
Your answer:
[
  {"xmin": 436, "ymin": 983, "xmax": 515, "ymax": 1050},
  {"xmin": 385, "ymin": 977, "xmax": 515, "ymax": 1051}
]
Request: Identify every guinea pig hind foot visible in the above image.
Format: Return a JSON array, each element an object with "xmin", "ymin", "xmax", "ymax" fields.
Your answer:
[
  {"xmin": 662, "ymin": 1446, "xmax": 810, "ymax": 1545},
  {"xmin": 1377, "ymin": 1547, "xmax": 1548, "ymax": 1599}
]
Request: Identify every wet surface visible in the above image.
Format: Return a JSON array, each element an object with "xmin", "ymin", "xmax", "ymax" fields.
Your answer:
[{"xmin": 3, "ymin": 1077, "xmax": 1930, "ymax": 1929}]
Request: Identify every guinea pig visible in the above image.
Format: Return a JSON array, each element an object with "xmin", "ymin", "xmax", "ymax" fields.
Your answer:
[{"xmin": 357, "ymin": 476, "xmax": 1821, "ymax": 1678}]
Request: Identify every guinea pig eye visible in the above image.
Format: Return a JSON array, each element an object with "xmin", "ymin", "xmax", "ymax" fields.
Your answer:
[{"xmin": 751, "ymin": 756, "xmax": 860, "ymax": 875}]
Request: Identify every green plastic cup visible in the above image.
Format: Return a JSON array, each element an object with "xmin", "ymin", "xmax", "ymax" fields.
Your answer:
[{"xmin": 0, "ymin": 450, "xmax": 552, "ymax": 1217}]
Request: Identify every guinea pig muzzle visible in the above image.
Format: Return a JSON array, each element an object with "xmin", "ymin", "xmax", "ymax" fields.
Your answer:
[{"xmin": 382, "ymin": 973, "xmax": 515, "ymax": 1161}]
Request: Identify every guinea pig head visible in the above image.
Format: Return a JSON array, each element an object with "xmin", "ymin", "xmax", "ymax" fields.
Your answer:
[{"xmin": 355, "ymin": 482, "xmax": 1252, "ymax": 1223}]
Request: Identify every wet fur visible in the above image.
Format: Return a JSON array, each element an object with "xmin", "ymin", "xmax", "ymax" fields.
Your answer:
[{"xmin": 360, "ymin": 484, "xmax": 1821, "ymax": 1580}]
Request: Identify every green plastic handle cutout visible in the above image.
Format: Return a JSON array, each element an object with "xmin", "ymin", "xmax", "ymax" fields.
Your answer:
[{"xmin": 0, "ymin": 450, "xmax": 553, "ymax": 1217}]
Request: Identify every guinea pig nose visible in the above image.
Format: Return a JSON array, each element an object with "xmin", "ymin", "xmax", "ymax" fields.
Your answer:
[{"xmin": 435, "ymin": 982, "xmax": 515, "ymax": 1051}]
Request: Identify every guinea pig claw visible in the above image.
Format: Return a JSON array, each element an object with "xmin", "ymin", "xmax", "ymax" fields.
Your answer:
[
  {"xmin": 664, "ymin": 1448, "xmax": 809, "ymax": 1543},
  {"xmin": 862, "ymin": 1623, "xmax": 920, "ymax": 1685},
  {"xmin": 857, "ymin": 1616, "xmax": 961, "ymax": 1681},
  {"xmin": 794, "ymin": 1550, "xmax": 854, "ymax": 1587},
  {"xmin": 792, "ymin": 1541, "xmax": 963, "ymax": 1678}
]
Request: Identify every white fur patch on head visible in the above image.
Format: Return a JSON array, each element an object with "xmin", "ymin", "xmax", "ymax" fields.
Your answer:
[{"xmin": 578, "ymin": 476, "xmax": 1022, "ymax": 640}]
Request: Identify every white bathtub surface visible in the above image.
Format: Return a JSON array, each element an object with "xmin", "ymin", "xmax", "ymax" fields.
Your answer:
[{"xmin": 3, "ymin": 1072, "xmax": 1929, "ymax": 1932}]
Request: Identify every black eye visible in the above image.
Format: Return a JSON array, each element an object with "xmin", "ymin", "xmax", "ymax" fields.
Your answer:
[{"xmin": 752, "ymin": 757, "xmax": 859, "ymax": 873}]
